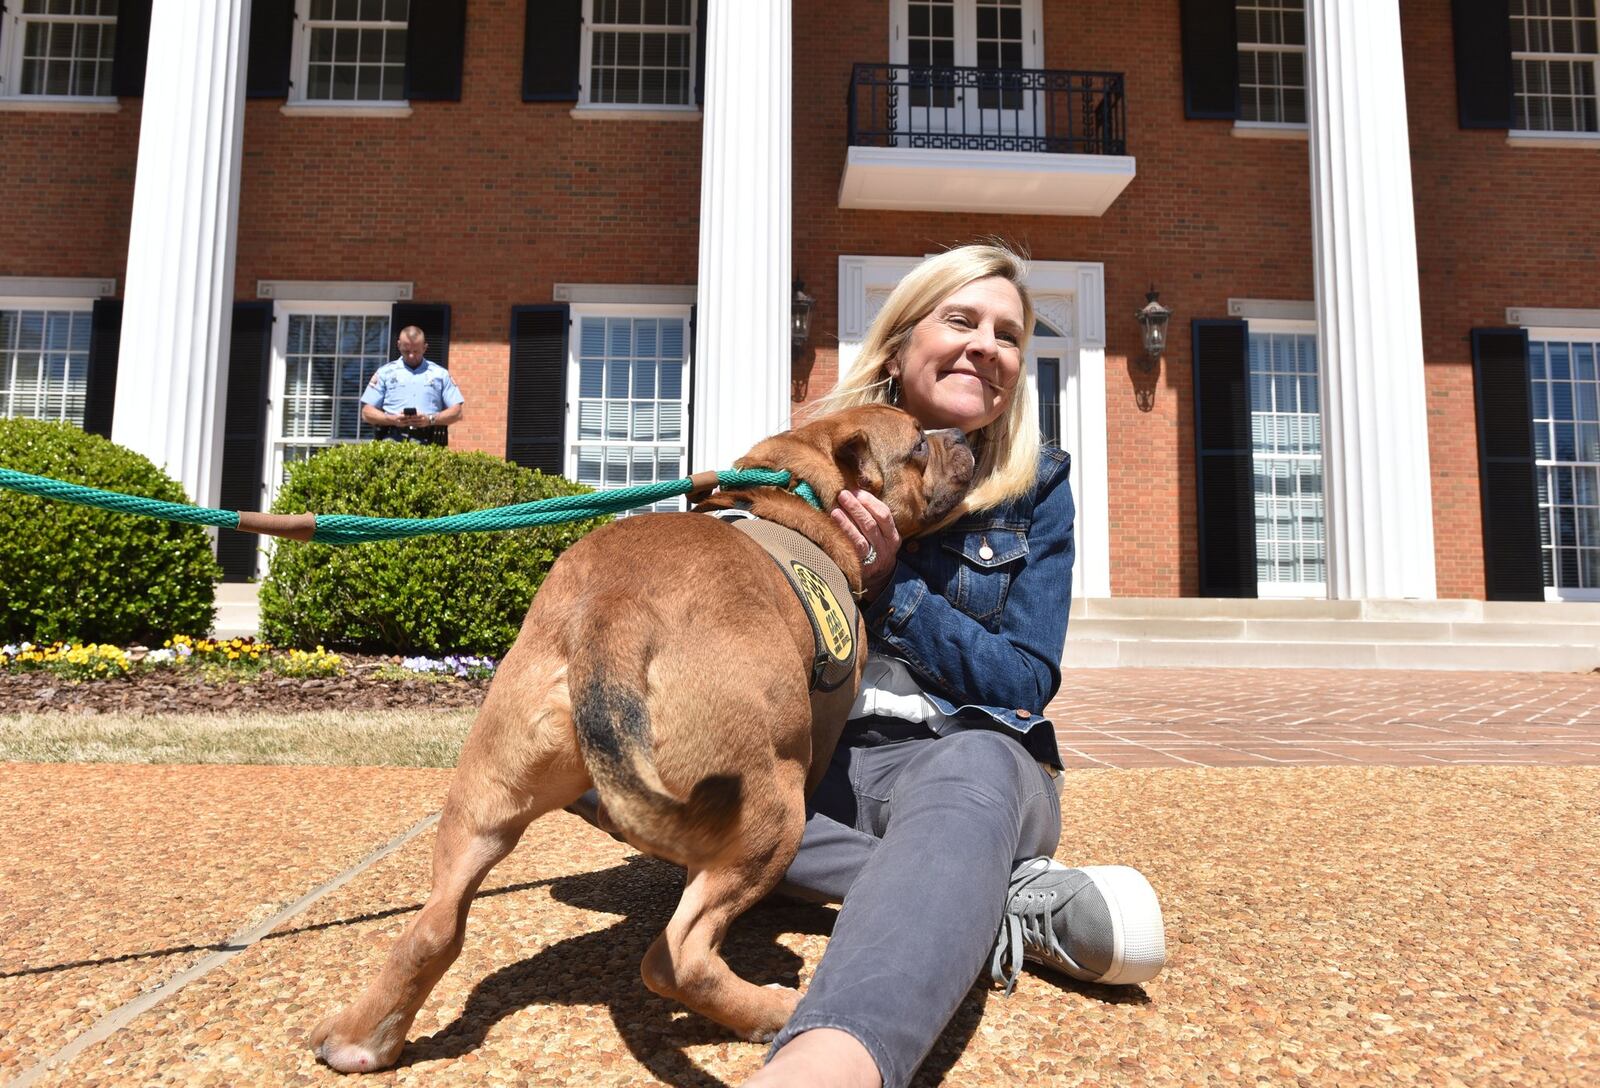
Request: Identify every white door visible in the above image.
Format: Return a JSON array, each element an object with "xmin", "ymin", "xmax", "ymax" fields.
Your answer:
[{"xmin": 891, "ymin": 0, "xmax": 1040, "ymax": 144}]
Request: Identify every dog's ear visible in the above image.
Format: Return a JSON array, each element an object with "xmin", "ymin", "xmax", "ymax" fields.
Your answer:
[{"xmin": 833, "ymin": 429, "xmax": 882, "ymax": 495}]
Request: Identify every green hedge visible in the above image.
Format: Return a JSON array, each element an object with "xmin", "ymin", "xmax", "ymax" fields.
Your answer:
[
  {"xmin": 259, "ymin": 442, "xmax": 608, "ymax": 655},
  {"xmin": 0, "ymin": 418, "xmax": 220, "ymax": 644}
]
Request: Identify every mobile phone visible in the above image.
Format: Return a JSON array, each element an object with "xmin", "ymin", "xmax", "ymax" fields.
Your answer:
[{"xmin": 403, "ymin": 407, "xmax": 418, "ymax": 416}]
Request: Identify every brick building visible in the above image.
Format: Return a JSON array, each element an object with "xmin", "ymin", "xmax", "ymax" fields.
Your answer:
[{"xmin": 1, "ymin": 0, "xmax": 1596, "ymax": 606}]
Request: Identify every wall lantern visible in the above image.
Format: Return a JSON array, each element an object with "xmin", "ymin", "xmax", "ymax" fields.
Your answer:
[
  {"xmin": 792, "ymin": 280, "xmax": 816, "ymax": 352},
  {"xmin": 1134, "ymin": 287, "xmax": 1172, "ymax": 370}
]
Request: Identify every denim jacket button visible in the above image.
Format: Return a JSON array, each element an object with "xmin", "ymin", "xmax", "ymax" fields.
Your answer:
[
  {"xmin": 1015, "ymin": 709, "xmax": 1032, "ymax": 719},
  {"xmin": 978, "ymin": 544, "xmax": 994, "ymax": 560}
]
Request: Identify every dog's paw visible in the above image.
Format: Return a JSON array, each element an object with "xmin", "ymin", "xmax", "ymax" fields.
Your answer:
[
  {"xmin": 310, "ymin": 1014, "xmax": 400, "ymax": 1074},
  {"xmin": 740, "ymin": 983, "xmax": 802, "ymax": 1043}
]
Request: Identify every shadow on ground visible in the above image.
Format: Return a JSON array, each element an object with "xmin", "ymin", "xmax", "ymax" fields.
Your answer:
[{"xmin": 370, "ymin": 853, "xmax": 1009, "ymax": 1087}]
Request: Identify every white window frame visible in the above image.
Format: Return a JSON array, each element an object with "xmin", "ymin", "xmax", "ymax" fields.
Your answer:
[
  {"xmin": 1235, "ymin": 0, "xmax": 1308, "ymax": 133},
  {"xmin": 1244, "ymin": 316, "xmax": 1326, "ymax": 600},
  {"xmin": 566, "ymin": 301, "xmax": 693, "ymax": 514},
  {"xmin": 0, "ymin": 1, "xmax": 119, "ymax": 109},
  {"xmin": 576, "ymin": 0, "xmax": 699, "ymax": 116},
  {"xmin": 888, "ymin": 0, "xmax": 1044, "ymax": 140},
  {"xmin": 0, "ymin": 295, "xmax": 95, "ymax": 427},
  {"xmin": 1524, "ymin": 323, "xmax": 1600, "ymax": 602},
  {"xmin": 260, "ymin": 301, "xmax": 394, "ymax": 571},
  {"xmin": 1509, "ymin": 0, "xmax": 1600, "ymax": 137},
  {"xmin": 285, "ymin": 0, "xmax": 412, "ymax": 116}
]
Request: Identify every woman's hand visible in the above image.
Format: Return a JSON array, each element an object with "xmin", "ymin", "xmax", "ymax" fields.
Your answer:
[{"xmin": 831, "ymin": 489, "xmax": 901, "ymax": 601}]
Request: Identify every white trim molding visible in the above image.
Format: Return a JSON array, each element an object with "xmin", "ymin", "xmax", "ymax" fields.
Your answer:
[
  {"xmin": 0, "ymin": 97, "xmax": 119, "ymax": 112},
  {"xmin": 1231, "ymin": 122, "xmax": 1309, "ymax": 140},
  {"xmin": 257, "ymin": 280, "xmax": 413, "ymax": 302},
  {"xmin": 0, "ymin": 276, "xmax": 116, "ymax": 299},
  {"xmin": 569, "ymin": 106, "xmax": 701, "ymax": 121},
  {"xmin": 554, "ymin": 284, "xmax": 698, "ymax": 305},
  {"xmin": 838, "ymin": 145, "xmax": 1137, "ymax": 217},
  {"xmin": 1305, "ymin": 0, "xmax": 1437, "ymax": 600},
  {"xmin": 1229, "ymin": 298, "xmax": 1317, "ymax": 321},
  {"xmin": 1508, "ymin": 307, "xmax": 1600, "ymax": 329},
  {"xmin": 278, "ymin": 103, "xmax": 413, "ymax": 118},
  {"xmin": 1506, "ymin": 131, "xmax": 1600, "ymax": 149}
]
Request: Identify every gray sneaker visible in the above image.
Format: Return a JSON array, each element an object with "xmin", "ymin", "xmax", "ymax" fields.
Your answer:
[{"xmin": 990, "ymin": 858, "xmax": 1167, "ymax": 994}]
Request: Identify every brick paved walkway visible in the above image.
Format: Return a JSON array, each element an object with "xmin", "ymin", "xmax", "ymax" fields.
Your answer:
[{"xmin": 1044, "ymin": 668, "xmax": 1600, "ymax": 768}]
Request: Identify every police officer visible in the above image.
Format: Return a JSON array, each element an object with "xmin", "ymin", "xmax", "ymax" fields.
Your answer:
[{"xmin": 359, "ymin": 326, "xmax": 465, "ymax": 444}]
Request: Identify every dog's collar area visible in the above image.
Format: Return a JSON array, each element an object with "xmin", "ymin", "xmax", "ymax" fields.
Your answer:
[{"xmin": 711, "ymin": 473, "xmax": 824, "ymax": 512}]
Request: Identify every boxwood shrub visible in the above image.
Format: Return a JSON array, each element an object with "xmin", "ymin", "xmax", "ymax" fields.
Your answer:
[
  {"xmin": 259, "ymin": 442, "xmax": 608, "ymax": 655},
  {"xmin": 0, "ymin": 418, "xmax": 221, "ymax": 644}
]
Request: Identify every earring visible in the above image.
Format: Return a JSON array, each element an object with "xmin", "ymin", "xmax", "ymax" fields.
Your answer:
[{"xmin": 886, "ymin": 376, "xmax": 901, "ymax": 406}]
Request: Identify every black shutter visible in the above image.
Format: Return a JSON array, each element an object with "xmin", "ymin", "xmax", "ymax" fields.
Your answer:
[
  {"xmin": 1192, "ymin": 319, "xmax": 1257, "ymax": 598},
  {"xmin": 1452, "ymin": 0, "xmax": 1515, "ymax": 129},
  {"xmin": 390, "ymin": 302, "xmax": 451, "ymax": 368},
  {"xmin": 1180, "ymin": 0, "xmax": 1238, "ymax": 120},
  {"xmin": 405, "ymin": 0, "xmax": 467, "ymax": 101},
  {"xmin": 506, "ymin": 305, "xmax": 569, "ymax": 474},
  {"xmin": 217, "ymin": 302, "xmax": 274, "ymax": 583},
  {"xmin": 246, "ymin": 0, "xmax": 295, "ymax": 98},
  {"xmin": 695, "ymin": 0, "xmax": 708, "ymax": 106},
  {"xmin": 111, "ymin": 0, "xmax": 153, "ymax": 98},
  {"xmin": 83, "ymin": 299, "xmax": 123, "ymax": 439},
  {"xmin": 1471, "ymin": 328, "xmax": 1543, "ymax": 600},
  {"xmin": 524, "ymin": 0, "xmax": 583, "ymax": 101}
]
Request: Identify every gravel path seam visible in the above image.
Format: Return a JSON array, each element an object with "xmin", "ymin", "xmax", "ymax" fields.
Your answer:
[{"xmin": 4, "ymin": 810, "xmax": 442, "ymax": 1088}]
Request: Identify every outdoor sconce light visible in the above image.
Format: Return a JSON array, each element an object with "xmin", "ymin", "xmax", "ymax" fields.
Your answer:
[
  {"xmin": 792, "ymin": 280, "xmax": 816, "ymax": 353},
  {"xmin": 1134, "ymin": 287, "xmax": 1172, "ymax": 371}
]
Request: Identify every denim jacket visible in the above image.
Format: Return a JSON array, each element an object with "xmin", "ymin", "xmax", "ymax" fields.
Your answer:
[{"xmin": 861, "ymin": 446, "xmax": 1073, "ymax": 768}]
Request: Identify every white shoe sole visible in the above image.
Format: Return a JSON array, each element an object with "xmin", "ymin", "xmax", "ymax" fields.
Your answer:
[{"xmin": 1080, "ymin": 865, "xmax": 1167, "ymax": 985}]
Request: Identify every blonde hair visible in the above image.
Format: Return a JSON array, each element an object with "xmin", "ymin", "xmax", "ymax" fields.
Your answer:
[{"xmin": 812, "ymin": 242, "xmax": 1042, "ymax": 513}]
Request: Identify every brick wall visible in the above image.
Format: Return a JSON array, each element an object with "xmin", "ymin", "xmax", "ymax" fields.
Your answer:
[{"xmin": 2, "ymin": 0, "xmax": 1594, "ymax": 600}]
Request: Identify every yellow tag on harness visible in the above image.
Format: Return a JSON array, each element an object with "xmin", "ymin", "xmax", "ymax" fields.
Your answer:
[{"xmin": 790, "ymin": 561, "xmax": 855, "ymax": 664}]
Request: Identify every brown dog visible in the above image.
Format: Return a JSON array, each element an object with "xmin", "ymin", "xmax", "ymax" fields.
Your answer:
[{"xmin": 310, "ymin": 404, "xmax": 975, "ymax": 1072}]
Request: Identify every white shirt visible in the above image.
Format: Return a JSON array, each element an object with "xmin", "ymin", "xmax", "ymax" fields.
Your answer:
[{"xmin": 847, "ymin": 655, "xmax": 950, "ymax": 728}]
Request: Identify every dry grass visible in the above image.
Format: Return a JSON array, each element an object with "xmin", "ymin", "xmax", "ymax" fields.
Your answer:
[{"xmin": 0, "ymin": 708, "xmax": 475, "ymax": 767}]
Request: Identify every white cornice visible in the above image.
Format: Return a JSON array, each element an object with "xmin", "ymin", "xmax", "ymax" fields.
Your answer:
[
  {"xmin": 1507, "ymin": 307, "xmax": 1600, "ymax": 329},
  {"xmin": 0, "ymin": 276, "xmax": 116, "ymax": 299},
  {"xmin": 553, "ymin": 284, "xmax": 697, "ymax": 305},
  {"xmin": 257, "ymin": 280, "xmax": 413, "ymax": 301}
]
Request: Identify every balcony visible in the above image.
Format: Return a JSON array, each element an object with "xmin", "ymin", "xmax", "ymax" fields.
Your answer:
[{"xmin": 839, "ymin": 63, "xmax": 1137, "ymax": 217}]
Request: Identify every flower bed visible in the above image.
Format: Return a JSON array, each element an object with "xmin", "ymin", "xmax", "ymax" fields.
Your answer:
[{"xmin": 0, "ymin": 637, "xmax": 498, "ymax": 716}]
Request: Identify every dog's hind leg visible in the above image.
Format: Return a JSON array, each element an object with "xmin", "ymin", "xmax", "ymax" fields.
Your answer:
[
  {"xmin": 639, "ymin": 765, "xmax": 808, "ymax": 1042},
  {"xmin": 311, "ymin": 656, "xmax": 588, "ymax": 1073}
]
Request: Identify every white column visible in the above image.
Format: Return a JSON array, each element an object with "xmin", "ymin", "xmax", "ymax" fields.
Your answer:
[
  {"xmin": 113, "ymin": 1, "xmax": 251, "ymax": 507},
  {"xmin": 691, "ymin": 0, "xmax": 793, "ymax": 471},
  {"xmin": 1305, "ymin": 0, "xmax": 1437, "ymax": 600}
]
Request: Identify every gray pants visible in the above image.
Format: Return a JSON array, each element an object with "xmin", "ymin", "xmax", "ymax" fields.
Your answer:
[{"xmin": 770, "ymin": 722, "xmax": 1062, "ymax": 1088}]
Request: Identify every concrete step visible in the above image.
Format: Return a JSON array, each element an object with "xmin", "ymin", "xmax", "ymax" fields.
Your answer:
[
  {"xmin": 211, "ymin": 582, "xmax": 261, "ymax": 640},
  {"xmin": 1069, "ymin": 617, "xmax": 1600, "ymax": 646},
  {"xmin": 1076, "ymin": 596, "xmax": 1600, "ymax": 624},
  {"xmin": 1064, "ymin": 638, "xmax": 1600, "ymax": 671}
]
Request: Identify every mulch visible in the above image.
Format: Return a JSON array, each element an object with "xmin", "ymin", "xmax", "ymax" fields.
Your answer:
[{"xmin": 0, "ymin": 658, "xmax": 492, "ymax": 716}]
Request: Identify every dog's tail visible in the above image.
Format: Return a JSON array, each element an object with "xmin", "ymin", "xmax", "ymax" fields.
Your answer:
[{"xmin": 569, "ymin": 606, "xmax": 742, "ymax": 868}]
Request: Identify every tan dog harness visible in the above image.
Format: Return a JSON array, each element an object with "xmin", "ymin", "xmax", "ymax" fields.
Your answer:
[{"xmin": 709, "ymin": 510, "xmax": 860, "ymax": 694}]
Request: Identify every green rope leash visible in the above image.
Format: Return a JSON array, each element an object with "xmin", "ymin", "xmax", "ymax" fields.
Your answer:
[{"xmin": 0, "ymin": 465, "xmax": 822, "ymax": 545}]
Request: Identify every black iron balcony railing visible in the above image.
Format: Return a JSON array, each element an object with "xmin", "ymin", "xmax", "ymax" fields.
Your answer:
[{"xmin": 848, "ymin": 62, "xmax": 1127, "ymax": 156}]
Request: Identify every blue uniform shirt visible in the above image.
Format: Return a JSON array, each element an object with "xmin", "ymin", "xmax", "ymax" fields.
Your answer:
[{"xmin": 360, "ymin": 358, "xmax": 464, "ymax": 416}]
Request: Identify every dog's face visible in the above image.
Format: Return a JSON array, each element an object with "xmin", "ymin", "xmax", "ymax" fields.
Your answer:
[{"xmin": 742, "ymin": 404, "xmax": 976, "ymax": 534}]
